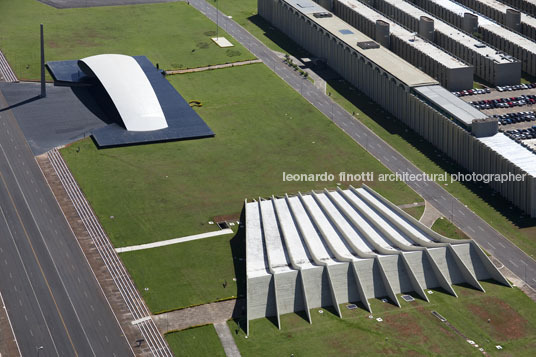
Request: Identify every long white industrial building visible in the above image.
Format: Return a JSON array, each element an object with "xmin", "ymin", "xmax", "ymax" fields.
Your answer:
[
  {"xmin": 456, "ymin": 0, "xmax": 536, "ymax": 40},
  {"xmin": 317, "ymin": 0, "xmax": 473, "ymax": 90},
  {"xmin": 246, "ymin": 186, "xmax": 510, "ymax": 333},
  {"xmin": 259, "ymin": 0, "xmax": 536, "ymax": 217},
  {"xmin": 370, "ymin": 0, "xmax": 521, "ymax": 85},
  {"xmin": 408, "ymin": 0, "xmax": 536, "ymax": 76}
]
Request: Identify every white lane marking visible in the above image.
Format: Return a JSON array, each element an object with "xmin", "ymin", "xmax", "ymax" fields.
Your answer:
[
  {"xmin": 467, "ymin": 226, "xmax": 475, "ymax": 233},
  {"xmin": 509, "ymin": 260, "xmax": 519, "ymax": 268},
  {"xmin": 487, "ymin": 242, "xmax": 496, "ymax": 250},
  {"xmin": 0, "ymin": 143, "xmax": 91, "ymax": 355},
  {"xmin": 478, "ymin": 226, "xmax": 485, "ymax": 232},
  {"xmin": 498, "ymin": 242, "xmax": 506, "ymax": 249},
  {"xmin": 458, "ymin": 210, "xmax": 465, "ymax": 216},
  {"xmin": 0, "ymin": 206, "xmax": 59, "ymax": 355}
]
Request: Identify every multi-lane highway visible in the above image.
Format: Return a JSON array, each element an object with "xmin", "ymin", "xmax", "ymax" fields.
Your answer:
[{"xmin": 0, "ymin": 90, "xmax": 133, "ymax": 356}]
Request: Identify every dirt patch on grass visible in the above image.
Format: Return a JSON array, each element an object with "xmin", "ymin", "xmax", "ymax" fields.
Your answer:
[
  {"xmin": 47, "ymin": 40, "xmax": 60, "ymax": 48},
  {"xmin": 467, "ymin": 296, "xmax": 528, "ymax": 340},
  {"xmin": 384, "ymin": 312, "xmax": 425, "ymax": 341}
]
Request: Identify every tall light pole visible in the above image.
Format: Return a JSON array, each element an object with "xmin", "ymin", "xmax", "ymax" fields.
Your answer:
[
  {"xmin": 36, "ymin": 346, "xmax": 44, "ymax": 357},
  {"xmin": 216, "ymin": 0, "xmax": 219, "ymax": 39},
  {"xmin": 40, "ymin": 24, "xmax": 46, "ymax": 98}
]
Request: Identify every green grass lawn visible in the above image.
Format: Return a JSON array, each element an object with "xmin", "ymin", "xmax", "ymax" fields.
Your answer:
[
  {"xmin": 231, "ymin": 282, "xmax": 536, "ymax": 356},
  {"xmin": 402, "ymin": 205, "xmax": 425, "ymax": 220},
  {"xmin": 120, "ymin": 232, "xmax": 239, "ymax": 313},
  {"xmin": 432, "ymin": 217, "xmax": 471, "ymax": 240},
  {"xmin": 0, "ymin": 0, "xmax": 254, "ymax": 80},
  {"xmin": 209, "ymin": 0, "xmax": 536, "ymax": 262},
  {"xmin": 165, "ymin": 324, "xmax": 226, "ymax": 357},
  {"xmin": 62, "ymin": 64, "xmax": 421, "ymax": 248}
]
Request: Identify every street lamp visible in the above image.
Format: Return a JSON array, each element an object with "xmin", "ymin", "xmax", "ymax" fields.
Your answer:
[{"xmin": 36, "ymin": 346, "xmax": 44, "ymax": 357}]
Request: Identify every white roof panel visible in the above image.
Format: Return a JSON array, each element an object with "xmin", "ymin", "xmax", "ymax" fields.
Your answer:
[
  {"xmin": 80, "ymin": 54, "xmax": 168, "ymax": 132},
  {"xmin": 339, "ymin": 0, "xmax": 469, "ymax": 69},
  {"xmin": 414, "ymin": 85, "xmax": 488, "ymax": 125},
  {"xmin": 382, "ymin": 0, "xmax": 515, "ymax": 64},
  {"xmin": 428, "ymin": 0, "xmax": 536, "ymax": 52},
  {"xmin": 246, "ymin": 202, "xmax": 270, "ymax": 277},
  {"xmin": 478, "ymin": 133, "xmax": 536, "ymax": 176}
]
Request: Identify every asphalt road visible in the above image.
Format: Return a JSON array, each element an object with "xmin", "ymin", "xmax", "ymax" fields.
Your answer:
[
  {"xmin": 189, "ymin": 0, "xmax": 536, "ymax": 291},
  {"xmin": 37, "ymin": 0, "xmax": 180, "ymax": 9},
  {"xmin": 0, "ymin": 91, "xmax": 133, "ymax": 356}
]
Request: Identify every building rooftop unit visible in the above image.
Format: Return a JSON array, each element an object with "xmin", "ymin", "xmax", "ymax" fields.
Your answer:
[
  {"xmin": 339, "ymin": 0, "xmax": 469, "ymax": 70},
  {"xmin": 426, "ymin": 0, "xmax": 536, "ymax": 51},
  {"xmin": 414, "ymin": 85, "xmax": 487, "ymax": 127},
  {"xmin": 285, "ymin": 0, "xmax": 438, "ymax": 87},
  {"xmin": 382, "ymin": 0, "xmax": 516, "ymax": 65},
  {"xmin": 478, "ymin": 133, "xmax": 536, "ymax": 176},
  {"xmin": 477, "ymin": 0, "xmax": 536, "ymax": 30}
]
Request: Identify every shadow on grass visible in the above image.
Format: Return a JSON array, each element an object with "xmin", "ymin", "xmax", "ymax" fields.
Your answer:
[
  {"xmin": 454, "ymin": 282, "xmax": 486, "ymax": 294},
  {"xmin": 230, "ymin": 207, "xmax": 247, "ymax": 333},
  {"xmin": 247, "ymin": 15, "xmax": 310, "ymax": 58}
]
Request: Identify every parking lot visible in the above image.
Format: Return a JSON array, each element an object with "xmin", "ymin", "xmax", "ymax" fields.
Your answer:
[
  {"xmin": 453, "ymin": 85, "xmax": 536, "ymax": 153},
  {"xmin": 455, "ymin": 85, "xmax": 536, "ymax": 121}
]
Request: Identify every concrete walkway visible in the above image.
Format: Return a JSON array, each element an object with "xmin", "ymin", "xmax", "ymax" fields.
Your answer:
[
  {"xmin": 153, "ymin": 300, "xmax": 244, "ymax": 357},
  {"xmin": 214, "ymin": 322, "xmax": 241, "ymax": 357},
  {"xmin": 419, "ymin": 201, "xmax": 443, "ymax": 228},
  {"xmin": 165, "ymin": 59, "xmax": 262, "ymax": 75},
  {"xmin": 115, "ymin": 228, "xmax": 234, "ymax": 253},
  {"xmin": 152, "ymin": 299, "xmax": 243, "ymax": 333},
  {"xmin": 398, "ymin": 202, "xmax": 425, "ymax": 209}
]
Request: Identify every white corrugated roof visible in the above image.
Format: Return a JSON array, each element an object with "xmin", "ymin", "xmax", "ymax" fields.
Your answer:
[
  {"xmin": 478, "ymin": 133, "xmax": 536, "ymax": 176},
  {"xmin": 414, "ymin": 85, "xmax": 487, "ymax": 125},
  {"xmin": 382, "ymin": 0, "xmax": 516, "ymax": 64},
  {"xmin": 428, "ymin": 0, "xmax": 536, "ymax": 52},
  {"xmin": 80, "ymin": 54, "xmax": 168, "ymax": 132},
  {"xmin": 339, "ymin": 0, "xmax": 469, "ymax": 69},
  {"xmin": 283, "ymin": 0, "xmax": 438, "ymax": 87}
]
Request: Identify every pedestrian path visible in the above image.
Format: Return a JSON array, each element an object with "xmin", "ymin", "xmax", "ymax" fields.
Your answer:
[
  {"xmin": 214, "ymin": 322, "xmax": 242, "ymax": 357},
  {"xmin": 419, "ymin": 201, "xmax": 443, "ymax": 228},
  {"xmin": 115, "ymin": 228, "xmax": 234, "ymax": 253},
  {"xmin": 165, "ymin": 59, "xmax": 262, "ymax": 75}
]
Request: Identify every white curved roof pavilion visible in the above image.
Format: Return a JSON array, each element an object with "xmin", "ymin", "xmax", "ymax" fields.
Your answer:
[{"xmin": 79, "ymin": 54, "xmax": 168, "ymax": 132}]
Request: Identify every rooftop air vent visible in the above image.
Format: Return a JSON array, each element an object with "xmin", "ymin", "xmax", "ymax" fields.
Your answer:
[
  {"xmin": 313, "ymin": 12, "xmax": 332, "ymax": 18},
  {"xmin": 356, "ymin": 41, "xmax": 380, "ymax": 49}
]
